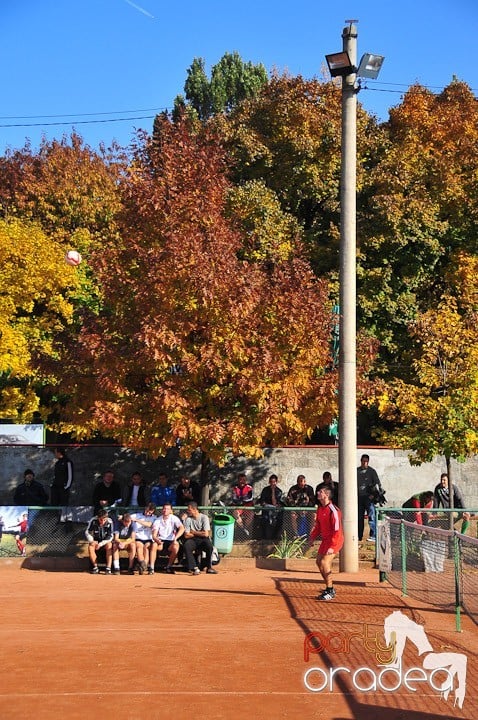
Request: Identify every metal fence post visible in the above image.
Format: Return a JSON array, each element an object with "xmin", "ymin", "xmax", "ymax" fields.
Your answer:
[
  {"xmin": 400, "ymin": 520, "xmax": 407, "ymax": 597},
  {"xmin": 454, "ymin": 531, "xmax": 462, "ymax": 633}
]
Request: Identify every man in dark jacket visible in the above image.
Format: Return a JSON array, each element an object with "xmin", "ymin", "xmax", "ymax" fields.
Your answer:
[
  {"xmin": 51, "ymin": 448, "xmax": 74, "ymax": 531},
  {"xmin": 51, "ymin": 448, "xmax": 74, "ymax": 507},
  {"xmin": 286, "ymin": 474, "xmax": 315, "ymax": 536},
  {"xmin": 433, "ymin": 473, "xmax": 466, "ymax": 510},
  {"xmin": 259, "ymin": 474, "xmax": 285, "ymax": 539},
  {"xmin": 13, "ymin": 469, "xmax": 48, "ymax": 506},
  {"xmin": 176, "ymin": 476, "xmax": 201, "ymax": 506},
  {"xmin": 357, "ymin": 454, "xmax": 383, "ymax": 542},
  {"xmin": 124, "ymin": 472, "xmax": 148, "ymax": 508},
  {"xmin": 85, "ymin": 508, "xmax": 114, "ymax": 574},
  {"xmin": 92, "ymin": 470, "xmax": 122, "ymax": 513}
]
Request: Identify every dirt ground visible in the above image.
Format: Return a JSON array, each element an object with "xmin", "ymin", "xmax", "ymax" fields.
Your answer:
[{"xmin": 0, "ymin": 557, "xmax": 476, "ymax": 720}]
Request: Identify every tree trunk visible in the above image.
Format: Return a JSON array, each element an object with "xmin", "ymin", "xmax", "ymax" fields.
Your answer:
[
  {"xmin": 446, "ymin": 455, "xmax": 454, "ymax": 531},
  {"xmin": 199, "ymin": 450, "xmax": 211, "ymax": 507}
]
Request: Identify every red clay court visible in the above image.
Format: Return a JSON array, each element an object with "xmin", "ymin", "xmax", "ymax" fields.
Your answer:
[{"xmin": 0, "ymin": 558, "xmax": 476, "ymax": 720}]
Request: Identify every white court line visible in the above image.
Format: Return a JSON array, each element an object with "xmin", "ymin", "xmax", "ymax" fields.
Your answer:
[{"xmin": 0, "ymin": 690, "xmax": 445, "ymax": 698}]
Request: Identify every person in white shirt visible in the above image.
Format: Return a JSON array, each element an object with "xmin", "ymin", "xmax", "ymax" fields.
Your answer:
[
  {"xmin": 131, "ymin": 503, "xmax": 156, "ymax": 575},
  {"xmin": 151, "ymin": 502, "xmax": 184, "ymax": 574}
]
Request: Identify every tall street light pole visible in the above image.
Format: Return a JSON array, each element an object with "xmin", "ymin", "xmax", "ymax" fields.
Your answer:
[
  {"xmin": 326, "ymin": 25, "xmax": 384, "ymax": 573},
  {"xmin": 339, "ymin": 22, "xmax": 359, "ymax": 573}
]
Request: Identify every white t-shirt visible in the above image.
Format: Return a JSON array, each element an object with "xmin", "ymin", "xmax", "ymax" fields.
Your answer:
[
  {"xmin": 131, "ymin": 512, "xmax": 153, "ymax": 541},
  {"xmin": 152, "ymin": 514, "xmax": 182, "ymax": 542}
]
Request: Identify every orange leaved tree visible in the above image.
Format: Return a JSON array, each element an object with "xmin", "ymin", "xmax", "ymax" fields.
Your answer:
[{"xmin": 51, "ymin": 118, "xmax": 356, "ymax": 484}]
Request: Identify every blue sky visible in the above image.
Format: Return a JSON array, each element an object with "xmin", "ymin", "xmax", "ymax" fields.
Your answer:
[{"xmin": 1, "ymin": 0, "xmax": 477, "ymax": 154}]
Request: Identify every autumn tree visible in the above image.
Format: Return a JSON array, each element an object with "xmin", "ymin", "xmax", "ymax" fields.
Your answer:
[
  {"xmin": 214, "ymin": 73, "xmax": 386, "ymax": 278},
  {"xmin": 51, "ymin": 117, "xmax": 364, "ymax": 478},
  {"xmin": 360, "ymin": 79, "xmax": 478, "ymax": 366},
  {"xmin": 0, "ymin": 218, "xmax": 81, "ymax": 420},
  {"xmin": 377, "ymin": 253, "xmax": 478, "ymax": 503},
  {"xmin": 0, "ymin": 133, "xmax": 124, "ymax": 246}
]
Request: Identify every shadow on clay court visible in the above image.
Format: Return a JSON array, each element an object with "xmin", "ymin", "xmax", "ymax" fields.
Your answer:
[
  {"xmin": 150, "ymin": 585, "xmax": 276, "ymax": 597},
  {"xmin": 274, "ymin": 576, "xmax": 473, "ymax": 720}
]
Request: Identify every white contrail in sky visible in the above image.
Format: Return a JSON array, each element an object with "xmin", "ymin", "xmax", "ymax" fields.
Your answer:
[{"xmin": 123, "ymin": 0, "xmax": 155, "ymax": 19}]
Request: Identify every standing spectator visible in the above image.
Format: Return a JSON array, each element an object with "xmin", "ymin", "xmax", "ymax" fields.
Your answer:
[
  {"xmin": 309, "ymin": 486, "xmax": 344, "ymax": 601},
  {"xmin": 357, "ymin": 454, "xmax": 382, "ymax": 542},
  {"xmin": 13, "ymin": 469, "xmax": 48, "ymax": 506},
  {"xmin": 259, "ymin": 474, "xmax": 284, "ymax": 540},
  {"xmin": 150, "ymin": 473, "xmax": 177, "ymax": 507},
  {"xmin": 231, "ymin": 473, "xmax": 254, "ymax": 536},
  {"xmin": 124, "ymin": 471, "xmax": 148, "ymax": 508},
  {"xmin": 315, "ymin": 471, "xmax": 339, "ymax": 506},
  {"xmin": 433, "ymin": 473, "xmax": 466, "ymax": 510},
  {"xmin": 182, "ymin": 501, "xmax": 218, "ymax": 575},
  {"xmin": 403, "ymin": 491, "xmax": 434, "ymax": 525},
  {"xmin": 433, "ymin": 473, "xmax": 470, "ymax": 531},
  {"xmin": 112, "ymin": 513, "xmax": 136, "ymax": 575},
  {"xmin": 176, "ymin": 476, "xmax": 201, "ymax": 506},
  {"xmin": 286, "ymin": 474, "xmax": 315, "ymax": 536},
  {"xmin": 51, "ymin": 448, "xmax": 74, "ymax": 532},
  {"xmin": 85, "ymin": 508, "xmax": 114, "ymax": 574},
  {"xmin": 151, "ymin": 502, "xmax": 184, "ymax": 574},
  {"xmin": 92, "ymin": 470, "xmax": 122, "ymax": 513}
]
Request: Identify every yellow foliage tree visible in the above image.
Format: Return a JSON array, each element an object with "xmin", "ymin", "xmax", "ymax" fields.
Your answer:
[
  {"xmin": 377, "ymin": 252, "xmax": 478, "ymax": 476},
  {"xmin": 0, "ymin": 219, "xmax": 80, "ymax": 420}
]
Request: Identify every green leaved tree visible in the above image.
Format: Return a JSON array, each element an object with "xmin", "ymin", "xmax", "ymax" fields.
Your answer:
[{"xmin": 173, "ymin": 51, "xmax": 268, "ymax": 121}]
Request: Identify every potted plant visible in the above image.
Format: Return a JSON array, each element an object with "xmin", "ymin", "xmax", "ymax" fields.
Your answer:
[{"xmin": 256, "ymin": 532, "xmax": 308, "ymax": 570}]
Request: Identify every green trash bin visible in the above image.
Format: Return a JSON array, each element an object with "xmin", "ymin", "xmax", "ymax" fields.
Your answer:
[{"xmin": 212, "ymin": 513, "xmax": 235, "ymax": 555}]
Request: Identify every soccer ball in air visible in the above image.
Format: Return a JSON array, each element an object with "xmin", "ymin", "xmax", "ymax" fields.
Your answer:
[{"xmin": 65, "ymin": 250, "xmax": 82, "ymax": 267}]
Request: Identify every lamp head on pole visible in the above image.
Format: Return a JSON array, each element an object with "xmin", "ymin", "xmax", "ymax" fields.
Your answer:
[
  {"xmin": 357, "ymin": 53, "xmax": 385, "ymax": 79},
  {"xmin": 325, "ymin": 51, "xmax": 356, "ymax": 78}
]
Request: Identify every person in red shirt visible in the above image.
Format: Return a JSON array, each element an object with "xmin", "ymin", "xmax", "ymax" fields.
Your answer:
[
  {"xmin": 403, "ymin": 491, "xmax": 434, "ymax": 525},
  {"xmin": 231, "ymin": 474, "xmax": 254, "ymax": 536},
  {"xmin": 309, "ymin": 486, "xmax": 344, "ymax": 601}
]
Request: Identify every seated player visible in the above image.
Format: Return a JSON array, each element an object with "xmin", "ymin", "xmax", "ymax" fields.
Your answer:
[
  {"xmin": 183, "ymin": 501, "xmax": 218, "ymax": 575},
  {"xmin": 131, "ymin": 503, "xmax": 156, "ymax": 575},
  {"xmin": 112, "ymin": 513, "xmax": 136, "ymax": 575},
  {"xmin": 151, "ymin": 502, "xmax": 184, "ymax": 574},
  {"xmin": 85, "ymin": 508, "xmax": 114, "ymax": 574}
]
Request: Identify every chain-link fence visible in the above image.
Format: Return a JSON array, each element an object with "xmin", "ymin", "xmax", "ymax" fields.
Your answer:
[
  {"xmin": 0, "ymin": 504, "xmax": 319, "ymax": 561},
  {"xmin": 378, "ymin": 508, "xmax": 478, "ymax": 631}
]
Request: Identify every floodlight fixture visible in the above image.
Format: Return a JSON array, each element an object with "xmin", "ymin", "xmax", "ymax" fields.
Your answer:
[
  {"xmin": 357, "ymin": 53, "xmax": 385, "ymax": 79},
  {"xmin": 325, "ymin": 51, "xmax": 355, "ymax": 78}
]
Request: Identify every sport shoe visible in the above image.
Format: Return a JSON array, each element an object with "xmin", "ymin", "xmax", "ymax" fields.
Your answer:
[
  {"xmin": 165, "ymin": 566, "xmax": 175, "ymax": 574},
  {"xmin": 138, "ymin": 561, "xmax": 147, "ymax": 575},
  {"xmin": 112, "ymin": 568, "xmax": 120, "ymax": 575},
  {"xmin": 189, "ymin": 567, "xmax": 201, "ymax": 576},
  {"xmin": 105, "ymin": 567, "xmax": 112, "ymax": 575},
  {"xmin": 90, "ymin": 565, "xmax": 99, "ymax": 574},
  {"xmin": 317, "ymin": 587, "xmax": 336, "ymax": 601},
  {"xmin": 147, "ymin": 567, "xmax": 154, "ymax": 575},
  {"xmin": 206, "ymin": 567, "xmax": 218, "ymax": 574},
  {"xmin": 128, "ymin": 568, "xmax": 135, "ymax": 575}
]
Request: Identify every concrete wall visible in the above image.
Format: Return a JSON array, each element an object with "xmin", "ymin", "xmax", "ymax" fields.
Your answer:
[{"xmin": 0, "ymin": 444, "xmax": 477, "ymax": 508}]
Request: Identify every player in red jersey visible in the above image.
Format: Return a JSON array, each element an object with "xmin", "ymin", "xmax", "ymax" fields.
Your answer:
[{"xmin": 309, "ymin": 486, "xmax": 344, "ymax": 601}]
